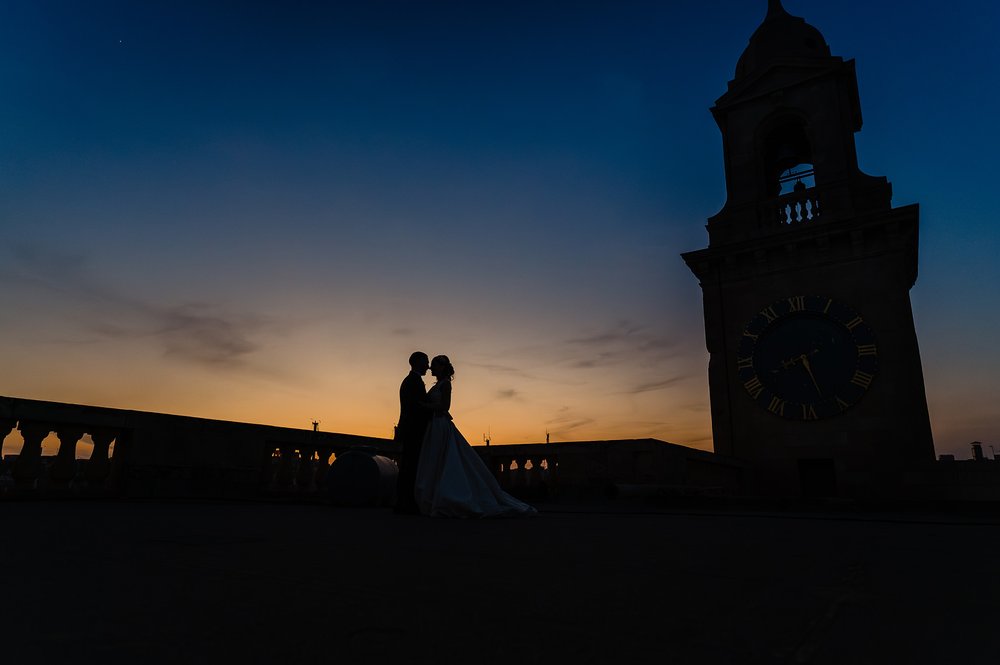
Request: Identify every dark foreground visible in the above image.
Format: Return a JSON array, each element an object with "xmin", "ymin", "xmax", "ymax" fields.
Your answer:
[{"xmin": 3, "ymin": 501, "xmax": 999, "ymax": 664}]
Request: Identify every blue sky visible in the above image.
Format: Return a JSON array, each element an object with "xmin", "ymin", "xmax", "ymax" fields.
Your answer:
[{"xmin": 1, "ymin": 0, "xmax": 998, "ymax": 458}]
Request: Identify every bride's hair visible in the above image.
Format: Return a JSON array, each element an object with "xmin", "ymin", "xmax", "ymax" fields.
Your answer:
[{"xmin": 431, "ymin": 355, "xmax": 455, "ymax": 381}]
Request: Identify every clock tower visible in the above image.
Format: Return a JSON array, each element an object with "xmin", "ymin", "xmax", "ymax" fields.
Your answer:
[{"xmin": 681, "ymin": 1, "xmax": 935, "ymax": 497}]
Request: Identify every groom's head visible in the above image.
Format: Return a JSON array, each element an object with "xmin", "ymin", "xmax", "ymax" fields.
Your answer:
[{"xmin": 409, "ymin": 351, "xmax": 429, "ymax": 375}]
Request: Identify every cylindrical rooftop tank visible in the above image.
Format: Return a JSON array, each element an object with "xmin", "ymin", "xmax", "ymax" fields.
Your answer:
[{"xmin": 325, "ymin": 447, "xmax": 398, "ymax": 507}]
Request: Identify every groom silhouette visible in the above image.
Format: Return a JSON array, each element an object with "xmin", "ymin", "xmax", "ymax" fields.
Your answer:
[{"xmin": 394, "ymin": 351, "xmax": 431, "ymax": 514}]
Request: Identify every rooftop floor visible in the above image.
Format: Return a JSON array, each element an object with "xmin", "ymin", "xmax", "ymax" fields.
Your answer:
[{"xmin": 4, "ymin": 501, "xmax": 999, "ymax": 664}]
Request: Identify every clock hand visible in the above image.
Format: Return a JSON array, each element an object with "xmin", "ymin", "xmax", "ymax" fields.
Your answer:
[
  {"xmin": 780, "ymin": 348, "xmax": 820, "ymax": 369},
  {"xmin": 800, "ymin": 354, "xmax": 823, "ymax": 396},
  {"xmin": 780, "ymin": 355, "xmax": 803, "ymax": 370}
]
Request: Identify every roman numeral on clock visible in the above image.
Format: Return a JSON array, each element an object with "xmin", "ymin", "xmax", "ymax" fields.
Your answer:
[
  {"xmin": 744, "ymin": 376, "xmax": 764, "ymax": 399},
  {"xmin": 850, "ymin": 370, "xmax": 874, "ymax": 389},
  {"xmin": 767, "ymin": 396, "xmax": 786, "ymax": 416},
  {"xmin": 760, "ymin": 306, "xmax": 779, "ymax": 323}
]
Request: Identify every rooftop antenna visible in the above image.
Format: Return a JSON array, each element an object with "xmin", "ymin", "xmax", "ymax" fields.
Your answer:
[{"xmin": 546, "ymin": 430, "xmax": 550, "ymax": 444}]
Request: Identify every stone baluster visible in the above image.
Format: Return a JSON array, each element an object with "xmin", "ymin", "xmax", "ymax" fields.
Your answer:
[
  {"xmin": 496, "ymin": 457, "xmax": 511, "ymax": 488},
  {"xmin": 273, "ymin": 446, "xmax": 296, "ymax": 490},
  {"xmin": 105, "ymin": 430, "xmax": 130, "ymax": 492},
  {"xmin": 542, "ymin": 454, "xmax": 556, "ymax": 492},
  {"xmin": 0, "ymin": 418, "xmax": 15, "ymax": 491},
  {"xmin": 314, "ymin": 446, "xmax": 333, "ymax": 489},
  {"xmin": 296, "ymin": 447, "xmax": 316, "ymax": 493},
  {"xmin": 525, "ymin": 457, "xmax": 539, "ymax": 489},
  {"xmin": 260, "ymin": 448, "xmax": 279, "ymax": 489},
  {"xmin": 510, "ymin": 457, "xmax": 526, "ymax": 490},
  {"xmin": 14, "ymin": 422, "xmax": 50, "ymax": 489},
  {"xmin": 0, "ymin": 418, "xmax": 14, "ymax": 443},
  {"xmin": 535, "ymin": 457, "xmax": 549, "ymax": 489},
  {"xmin": 774, "ymin": 191, "xmax": 823, "ymax": 225},
  {"xmin": 50, "ymin": 426, "xmax": 85, "ymax": 486},
  {"xmin": 87, "ymin": 428, "xmax": 116, "ymax": 488}
]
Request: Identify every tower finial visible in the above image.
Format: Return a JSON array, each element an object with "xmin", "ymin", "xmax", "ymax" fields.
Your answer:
[{"xmin": 767, "ymin": 0, "xmax": 789, "ymax": 18}]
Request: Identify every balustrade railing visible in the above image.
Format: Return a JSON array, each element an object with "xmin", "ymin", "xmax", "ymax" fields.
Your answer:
[
  {"xmin": 0, "ymin": 417, "xmax": 124, "ymax": 494},
  {"xmin": 261, "ymin": 443, "xmax": 400, "ymax": 495},
  {"xmin": 479, "ymin": 446, "xmax": 556, "ymax": 499},
  {"xmin": 0, "ymin": 396, "xmax": 393, "ymax": 500},
  {"xmin": 774, "ymin": 188, "xmax": 821, "ymax": 225},
  {"xmin": 2, "ymin": 397, "xmax": 743, "ymax": 502}
]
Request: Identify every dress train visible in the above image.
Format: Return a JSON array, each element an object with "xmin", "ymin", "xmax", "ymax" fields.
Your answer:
[{"xmin": 414, "ymin": 416, "xmax": 536, "ymax": 518}]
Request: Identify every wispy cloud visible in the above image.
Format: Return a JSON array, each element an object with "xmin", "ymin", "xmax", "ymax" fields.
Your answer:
[
  {"xmin": 565, "ymin": 324, "xmax": 644, "ymax": 346},
  {"xmin": 3, "ymin": 242, "xmax": 286, "ymax": 375},
  {"xmin": 545, "ymin": 406, "xmax": 595, "ymax": 438},
  {"xmin": 560, "ymin": 321, "xmax": 681, "ymax": 371},
  {"xmin": 619, "ymin": 374, "xmax": 692, "ymax": 395},
  {"xmin": 571, "ymin": 352, "xmax": 616, "ymax": 369},
  {"xmin": 495, "ymin": 388, "xmax": 519, "ymax": 400},
  {"xmin": 93, "ymin": 302, "xmax": 269, "ymax": 369},
  {"xmin": 467, "ymin": 361, "xmax": 536, "ymax": 380}
]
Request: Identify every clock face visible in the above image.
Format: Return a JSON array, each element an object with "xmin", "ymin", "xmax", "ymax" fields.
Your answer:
[{"xmin": 736, "ymin": 295, "xmax": 878, "ymax": 420}]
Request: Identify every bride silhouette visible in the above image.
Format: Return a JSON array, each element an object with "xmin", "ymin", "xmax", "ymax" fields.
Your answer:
[{"xmin": 413, "ymin": 355, "xmax": 536, "ymax": 518}]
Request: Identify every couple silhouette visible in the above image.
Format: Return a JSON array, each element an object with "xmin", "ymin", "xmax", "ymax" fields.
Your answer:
[{"xmin": 393, "ymin": 351, "xmax": 536, "ymax": 518}]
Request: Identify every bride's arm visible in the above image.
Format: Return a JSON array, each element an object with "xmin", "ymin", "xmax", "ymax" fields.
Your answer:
[
  {"xmin": 421, "ymin": 383, "xmax": 452, "ymax": 417},
  {"xmin": 438, "ymin": 382, "xmax": 452, "ymax": 415}
]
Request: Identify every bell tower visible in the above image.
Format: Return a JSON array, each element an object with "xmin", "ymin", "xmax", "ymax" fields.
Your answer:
[{"xmin": 682, "ymin": 1, "xmax": 934, "ymax": 498}]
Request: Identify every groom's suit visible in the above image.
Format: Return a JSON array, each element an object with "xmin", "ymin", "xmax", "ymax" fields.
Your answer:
[{"xmin": 395, "ymin": 370, "xmax": 430, "ymax": 513}]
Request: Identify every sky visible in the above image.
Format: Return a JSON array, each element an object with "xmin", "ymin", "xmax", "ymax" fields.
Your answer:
[{"xmin": 1, "ymin": 0, "xmax": 998, "ymax": 460}]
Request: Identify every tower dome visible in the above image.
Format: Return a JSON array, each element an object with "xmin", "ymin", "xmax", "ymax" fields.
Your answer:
[{"xmin": 735, "ymin": 0, "xmax": 832, "ymax": 79}]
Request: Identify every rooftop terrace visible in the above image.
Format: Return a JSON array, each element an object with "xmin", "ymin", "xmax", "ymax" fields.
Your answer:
[{"xmin": 4, "ymin": 500, "xmax": 999, "ymax": 664}]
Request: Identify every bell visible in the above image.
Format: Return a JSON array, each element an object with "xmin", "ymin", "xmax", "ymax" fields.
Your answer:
[{"xmin": 773, "ymin": 143, "xmax": 801, "ymax": 172}]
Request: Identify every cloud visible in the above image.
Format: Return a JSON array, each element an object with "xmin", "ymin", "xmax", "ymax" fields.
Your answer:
[
  {"xmin": 560, "ymin": 321, "xmax": 681, "ymax": 371},
  {"xmin": 1, "ymin": 244, "xmax": 91, "ymax": 297},
  {"xmin": 545, "ymin": 406, "xmax": 595, "ymax": 437},
  {"xmin": 620, "ymin": 374, "xmax": 692, "ymax": 394},
  {"xmin": 571, "ymin": 352, "xmax": 616, "ymax": 368},
  {"xmin": 467, "ymin": 361, "xmax": 536, "ymax": 380},
  {"xmin": 565, "ymin": 322, "xmax": 644, "ymax": 347},
  {"xmin": 495, "ymin": 388, "xmax": 518, "ymax": 400},
  {"xmin": 3, "ymin": 242, "xmax": 284, "ymax": 375},
  {"xmin": 94, "ymin": 302, "xmax": 267, "ymax": 368}
]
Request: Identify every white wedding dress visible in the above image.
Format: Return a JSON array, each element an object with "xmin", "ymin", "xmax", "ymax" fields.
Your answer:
[{"xmin": 413, "ymin": 382, "xmax": 536, "ymax": 518}]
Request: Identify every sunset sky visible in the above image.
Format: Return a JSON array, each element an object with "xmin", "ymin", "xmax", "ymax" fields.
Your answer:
[{"xmin": 2, "ymin": 0, "xmax": 998, "ymax": 459}]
